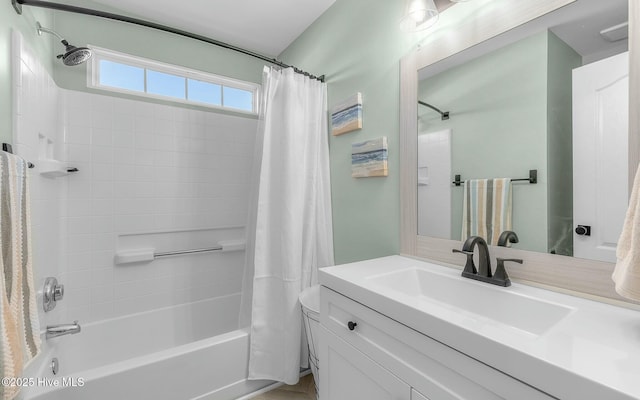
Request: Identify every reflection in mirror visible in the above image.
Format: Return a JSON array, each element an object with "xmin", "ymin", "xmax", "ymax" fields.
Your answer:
[
  {"xmin": 497, "ymin": 231, "xmax": 519, "ymax": 247},
  {"xmin": 416, "ymin": 0, "xmax": 629, "ymax": 263}
]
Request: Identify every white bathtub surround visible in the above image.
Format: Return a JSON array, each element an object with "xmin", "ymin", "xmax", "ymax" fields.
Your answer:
[
  {"xmin": 61, "ymin": 89, "xmax": 257, "ymax": 322},
  {"xmin": 12, "ymin": 28, "xmax": 258, "ymax": 325},
  {"xmin": 244, "ymin": 67, "xmax": 334, "ymax": 384},
  {"xmin": 22, "ymin": 296, "xmax": 272, "ymax": 400},
  {"xmin": 613, "ymin": 163, "xmax": 640, "ymax": 300}
]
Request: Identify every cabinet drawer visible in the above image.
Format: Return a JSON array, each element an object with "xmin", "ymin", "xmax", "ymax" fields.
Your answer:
[{"xmin": 321, "ymin": 287, "xmax": 554, "ymax": 400}]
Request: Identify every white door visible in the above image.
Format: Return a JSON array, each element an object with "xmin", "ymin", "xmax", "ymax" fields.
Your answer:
[
  {"xmin": 572, "ymin": 51, "xmax": 629, "ymax": 262},
  {"xmin": 319, "ymin": 326, "xmax": 410, "ymax": 400}
]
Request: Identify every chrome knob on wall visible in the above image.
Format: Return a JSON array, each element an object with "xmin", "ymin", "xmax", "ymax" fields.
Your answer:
[{"xmin": 43, "ymin": 277, "xmax": 64, "ymax": 312}]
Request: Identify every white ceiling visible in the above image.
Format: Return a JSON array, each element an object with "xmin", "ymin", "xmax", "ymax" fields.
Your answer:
[
  {"xmin": 420, "ymin": 0, "xmax": 628, "ymax": 79},
  {"xmin": 550, "ymin": 0, "xmax": 628, "ymax": 64},
  {"xmin": 86, "ymin": 0, "xmax": 337, "ymax": 57}
]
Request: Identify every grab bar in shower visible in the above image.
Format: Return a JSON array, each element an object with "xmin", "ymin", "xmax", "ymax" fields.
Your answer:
[
  {"xmin": 154, "ymin": 246, "xmax": 223, "ymax": 258},
  {"xmin": 114, "ymin": 239, "xmax": 246, "ymax": 265}
]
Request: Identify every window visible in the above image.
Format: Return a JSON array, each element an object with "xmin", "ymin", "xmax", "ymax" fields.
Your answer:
[
  {"xmin": 88, "ymin": 46, "xmax": 259, "ymax": 114},
  {"xmin": 99, "ymin": 60, "xmax": 145, "ymax": 92},
  {"xmin": 147, "ymin": 70, "xmax": 185, "ymax": 99},
  {"xmin": 188, "ymin": 79, "xmax": 221, "ymax": 106}
]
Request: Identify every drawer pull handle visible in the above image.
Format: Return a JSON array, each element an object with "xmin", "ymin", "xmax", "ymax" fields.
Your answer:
[{"xmin": 347, "ymin": 321, "xmax": 358, "ymax": 331}]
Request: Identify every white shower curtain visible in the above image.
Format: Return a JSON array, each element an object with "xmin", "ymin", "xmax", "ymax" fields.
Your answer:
[{"xmin": 242, "ymin": 66, "xmax": 334, "ymax": 384}]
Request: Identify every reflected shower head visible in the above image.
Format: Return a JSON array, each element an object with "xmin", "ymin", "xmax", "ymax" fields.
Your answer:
[{"xmin": 37, "ymin": 22, "xmax": 92, "ymax": 66}]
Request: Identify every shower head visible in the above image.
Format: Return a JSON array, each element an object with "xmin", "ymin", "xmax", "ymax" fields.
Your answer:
[
  {"xmin": 36, "ymin": 22, "xmax": 92, "ymax": 66},
  {"xmin": 57, "ymin": 42, "xmax": 93, "ymax": 66}
]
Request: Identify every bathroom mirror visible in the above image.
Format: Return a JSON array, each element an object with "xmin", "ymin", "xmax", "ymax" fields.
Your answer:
[{"xmin": 415, "ymin": 0, "xmax": 629, "ymax": 263}]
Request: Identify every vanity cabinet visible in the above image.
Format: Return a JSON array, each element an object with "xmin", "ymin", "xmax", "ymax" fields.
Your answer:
[
  {"xmin": 319, "ymin": 286, "xmax": 553, "ymax": 400},
  {"xmin": 321, "ymin": 325, "xmax": 411, "ymax": 399}
]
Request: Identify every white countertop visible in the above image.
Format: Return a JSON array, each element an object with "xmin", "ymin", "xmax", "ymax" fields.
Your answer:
[{"xmin": 319, "ymin": 255, "xmax": 640, "ymax": 400}]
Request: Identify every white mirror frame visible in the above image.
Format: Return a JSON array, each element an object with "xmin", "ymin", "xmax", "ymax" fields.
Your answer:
[{"xmin": 400, "ymin": 0, "xmax": 640, "ymax": 304}]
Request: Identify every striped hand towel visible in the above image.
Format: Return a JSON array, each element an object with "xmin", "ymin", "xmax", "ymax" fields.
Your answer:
[
  {"xmin": 0, "ymin": 152, "xmax": 40, "ymax": 400},
  {"xmin": 462, "ymin": 178, "xmax": 513, "ymax": 246}
]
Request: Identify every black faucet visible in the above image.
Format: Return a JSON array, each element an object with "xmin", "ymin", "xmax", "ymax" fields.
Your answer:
[
  {"xmin": 497, "ymin": 231, "xmax": 519, "ymax": 247},
  {"xmin": 460, "ymin": 236, "xmax": 492, "ymax": 278},
  {"xmin": 452, "ymin": 235, "xmax": 522, "ymax": 287}
]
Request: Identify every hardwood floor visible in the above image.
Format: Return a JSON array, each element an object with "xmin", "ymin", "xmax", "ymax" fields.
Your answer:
[{"xmin": 251, "ymin": 374, "xmax": 317, "ymax": 400}]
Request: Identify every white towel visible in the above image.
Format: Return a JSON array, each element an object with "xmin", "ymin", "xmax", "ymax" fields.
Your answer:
[
  {"xmin": 612, "ymin": 164, "xmax": 640, "ymax": 300},
  {"xmin": 0, "ymin": 152, "xmax": 41, "ymax": 400}
]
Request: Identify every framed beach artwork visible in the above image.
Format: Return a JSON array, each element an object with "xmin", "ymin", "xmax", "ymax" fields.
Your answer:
[
  {"xmin": 331, "ymin": 93, "xmax": 363, "ymax": 136},
  {"xmin": 352, "ymin": 137, "xmax": 388, "ymax": 178}
]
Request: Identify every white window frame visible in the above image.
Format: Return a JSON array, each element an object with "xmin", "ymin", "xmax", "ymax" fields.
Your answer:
[{"xmin": 87, "ymin": 46, "xmax": 260, "ymax": 115}]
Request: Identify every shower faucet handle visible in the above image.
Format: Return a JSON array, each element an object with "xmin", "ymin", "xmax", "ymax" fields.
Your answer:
[
  {"xmin": 43, "ymin": 277, "xmax": 64, "ymax": 312},
  {"xmin": 53, "ymin": 283, "xmax": 65, "ymax": 301}
]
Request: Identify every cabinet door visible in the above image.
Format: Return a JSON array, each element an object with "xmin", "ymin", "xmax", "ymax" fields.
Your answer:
[
  {"xmin": 320, "ymin": 326, "xmax": 410, "ymax": 400},
  {"xmin": 411, "ymin": 389, "xmax": 430, "ymax": 400}
]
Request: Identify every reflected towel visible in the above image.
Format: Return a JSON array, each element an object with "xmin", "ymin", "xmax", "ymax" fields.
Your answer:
[
  {"xmin": 462, "ymin": 178, "xmax": 512, "ymax": 246},
  {"xmin": 613, "ymin": 165, "xmax": 640, "ymax": 301},
  {"xmin": 0, "ymin": 152, "xmax": 40, "ymax": 400}
]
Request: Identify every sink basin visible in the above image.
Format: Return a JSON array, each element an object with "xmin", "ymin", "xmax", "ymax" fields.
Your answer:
[{"xmin": 366, "ymin": 267, "xmax": 573, "ymax": 336}]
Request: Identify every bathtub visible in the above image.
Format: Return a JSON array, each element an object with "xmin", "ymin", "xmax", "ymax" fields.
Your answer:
[{"xmin": 20, "ymin": 294, "xmax": 273, "ymax": 400}]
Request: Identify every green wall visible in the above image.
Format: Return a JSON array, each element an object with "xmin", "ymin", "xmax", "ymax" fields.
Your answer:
[
  {"xmin": 279, "ymin": 0, "xmax": 419, "ymax": 264},
  {"xmin": 0, "ymin": 2, "xmax": 54, "ymax": 144},
  {"xmin": 546, "ymin": 32, "xmax": 581, "ymax": 256},
  {"xmin": 420, "ymin": 32, "xmax": 549, "ymax": 253}
]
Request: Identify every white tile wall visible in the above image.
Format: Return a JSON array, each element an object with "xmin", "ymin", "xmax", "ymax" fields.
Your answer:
[
  {"xmin": 13, "ymin": 30, "xmax": 258, "ymax": 325},
  {"xmin": 60, "ymin": 90, "xmax": 257, "ymax": 322},
  {"xmin": 11, "ymin": 31, "xmax": 67, "ymax": 330}
]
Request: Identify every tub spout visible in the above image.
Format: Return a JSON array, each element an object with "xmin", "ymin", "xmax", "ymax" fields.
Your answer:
[{"xmin": 46, "ymin": 320, "xmax": 81, "ymax": 339}]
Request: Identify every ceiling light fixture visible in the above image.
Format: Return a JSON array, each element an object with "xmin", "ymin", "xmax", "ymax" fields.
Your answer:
[{"xmin": 400, "ymin": 0, "xmax": 439, "ymax": 32}]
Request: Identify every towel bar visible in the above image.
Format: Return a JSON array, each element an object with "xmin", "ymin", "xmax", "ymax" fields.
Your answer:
[
  {"xmin": 452, "ymin": 169, "xmax": 537, "ymax": 186},
  {"xmin": 2, "ymin": 143, "xmax": 35, "ymax": 168}
]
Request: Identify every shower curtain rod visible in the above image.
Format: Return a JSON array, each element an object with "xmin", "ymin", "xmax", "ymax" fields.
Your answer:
[
  {"xmin": 418, "ymin": 100, "xmax": 450, "ymax": 120},
  {"xmin": 11, "ymin": 0, "xmax": 325, "ymax": 82}
]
